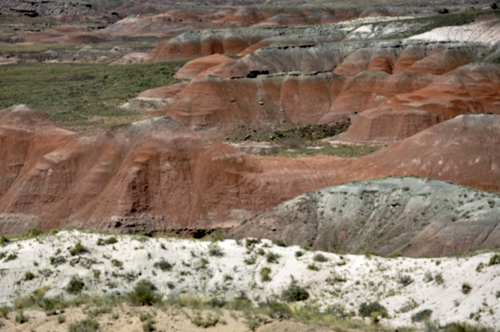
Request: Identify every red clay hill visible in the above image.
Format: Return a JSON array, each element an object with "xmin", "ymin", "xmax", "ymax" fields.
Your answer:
[
  {"xmin": 2, "ymin": 106, "xmax": 500, "ymax": 242},
  {"xmin": 0, "ymin": 105, "xmax": 349, "ymax": 236},
  {"xmin": 148, "ymin": 41, "xmax": 500, "ymax": 141}
]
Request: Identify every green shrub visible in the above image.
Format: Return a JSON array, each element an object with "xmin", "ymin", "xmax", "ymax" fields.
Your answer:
[
  {"xmin": 272, "ymin": 239, "xmax": 287, "ymax": 247},
  {"xmin": 443, "ymin": 321, "xmax": 495, "ymax": 332},
  {"xmin": 476, "ymin": 262, "xmax": 484, "ymax": 272},
  {"xmin": 167, "ymin": 282, "xmax": 175, "ymax": 290},
  {"xmin": 0, "ymin": 235, "xmax": 10, "ymax": 246},
  {"xmin": 489, "ymin": 254, "xmax": 500, "ymax": 266},
  {"xmin": 58, "ymin": 315, "xmax": 66, "ymax": 324},
  {"xmin": 260, "ymin": 267, "xmax": 272, "ymax": 282},
  {"xmin": 307, "ymin": 264, "xmax": 320, "ymax": 271},
  {"xmin": 266, "ymin": 252, "xmax": 280, "ymax": 264},
  {"xmin": 245, "ymin": 238, "xmax": 261, "ymax": 249},
  {"xmin": 19, "ymin": 229, "xmax": 45, "ymax": 239},
  {"xmin": 50, "ymin": 255, "xmax": 67, "ymax": 266},
  {"xmin": 282, "ymin": 283, "xmax": 309, "ymax": 302},
  {"xmin": 142, "ymin": 318, "xmax": 156, "ymax": 332},
  {"xmin": 66, "ymin": 275, "xmax": 85, "ymax": 294},
  {"xmin": 295, "ymin": 251, "xmax": 304, "ymax": 258},
  {"xmin": 128, "ymin": 279, "xmax": 161, "ymax": 306},
  {"xmin": 92, "ymin": 269, "xmax": 101, "ymax": 279},
  {"xmin": 68, "ymin": 318, "xmax": 99, "ymax": 332},
  {"xmin": 69, "ymin": 242, "xmax": 89, "ymax": 256},
  {"xmin": 359, "ymin": 301, "xmax": 388, "ymax": 318},
  {"xmin": 411, "ymin": 309, "xmax": 433, "ymax": 322},
  {"xmin": 210, "ymin": 230, "xmax": 225, "ymax": 242},
  {"xmin": 434, "ymin": 273, "xmax": 444, "ymax": 284},
  {"xmin": 399, "ymin": 298, "xmax": 419, "ymax": 313},
  {"xmin": 24, "ymin": 271, "xmax": 35, "ymax": 281},
  {"xmin": 208, "ymin": 244, "xmax": 224, "ymax": 257},
  {"xmin": 462, "ymin": 282, "xmax": 472, "ymax": 294},
  {"xmin": 206, "ymin": 298, "xmax": 227, "ymax": 308},
  {"xmin": 0, "ymin": 306, "xmax": 12, "ymax": 318},
  {"xmin": 191, "ymin": 312, "xmax": 219, "ymax": 328},
  {"xmin": 15, "ymin": 309, "xmax": 28, "ymax": 323},
  {"xmin": 111, "ymin": 259, "xmax": 123, "ymax": 269},
  {"xmin": 398, "ymin": 275, "xmax": 414, "ymax": 287},
  {"xmin": 97, "ymin": 237, "xmax": 118, "ymax": 246},
  {"xmin": 226, "ymin": 296, "xmax": 252, "ymax": 311},
  {"xmin": 153, "ymin": 259, "xmax": 173, "ymax": 271},
  {"xmin": 313, "ymin": 253, "xmax": 328, "ymax": 262},
  {"xmin": 244, "ymin": 256, "xmax": 256, "ymax": 265},
  {"xmin": 5, "ymin": 253, "xmax": 18, "ymax": 262}
]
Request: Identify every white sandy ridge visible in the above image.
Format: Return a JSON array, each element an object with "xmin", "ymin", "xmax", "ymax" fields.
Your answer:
[{"xmin": 0, "ymin": 230, "xmax": 499, "ymax": 329}]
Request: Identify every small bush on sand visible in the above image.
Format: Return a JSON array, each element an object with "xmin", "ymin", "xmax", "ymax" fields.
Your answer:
[
  {"xmin": 282, "ymin": 283, "xmax": 309, "ymax": 302},
  {"xmin": 153, "ymin": 259, "xmax": 173, "ymax": 271},
  {"xmin": 260, "ymin": 267, "xmax": 272, "ymax": 282},
  {"xmin": 191, "ymin": 312, "xmax": 219, "ymax": 328},
  {"xmin": 24, "ymin": 271, "xmax": 35, "ymax": 281},
  {"xmin": 66, "ymin": 275, "xmax": 85, "ymax": 295},
  {"xmin": 359, "ymin": 301, "xmax": 388, "ymax": 318},
  {"xmin": 266, "ymin": 252, "xmax": 280, "ymax": 264},
  {"xmin": 69, "ymin": 242, "xmax": 89, "ymax": 256},
  {"xmin": 313, "ymin": 253, "xmax": 328, "ymax": 262},
  {"xmin": 68, "ymin": 318, "xmax": 99, "ymax": 332},
  {"xmin": 97, "ymin": 237, "xmax": 118, "ymax": 246},
  {"xmin": 411, "ymin": 309, "xmax": 433, "ymax": 322},
  {"xmin": 462, "ymin": 282, "xmax": 472, "ymax": 294},
  {"xmin": 128, "ymin": 279, "xmax": 161, "ymax": 306},
  {"xmin": 398, "ymin": 275, "xmax": 414, "ymax": 287},
  {"xmin": 489, "ymin": 254, "xmax": 500, "ymax": 266},
  {"xmin": 15, "ymin": 310, "xmax": 28, "ymax": 324}
]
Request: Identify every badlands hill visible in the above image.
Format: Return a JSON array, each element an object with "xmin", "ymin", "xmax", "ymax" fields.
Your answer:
[
  {"xmin": 0, "ymin": 105, "xmax": 348, "ymax": 236},
  {"xmin": 2, "ymin": 105, "xmax": 500, "ymax": 258}
]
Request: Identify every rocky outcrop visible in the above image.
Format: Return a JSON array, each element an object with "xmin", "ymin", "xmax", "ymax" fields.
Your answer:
[{"xmin": 231, "ymin": 177, "xmax": 500, "ymax": 256}]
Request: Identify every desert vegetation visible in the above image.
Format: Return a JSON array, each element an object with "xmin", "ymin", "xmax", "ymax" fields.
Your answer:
[{"xmin": 0, "ymin": 229, "xmax": 499, "ymax": 331}]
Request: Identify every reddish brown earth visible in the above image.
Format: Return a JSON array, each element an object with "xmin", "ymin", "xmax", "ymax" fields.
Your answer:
[
  {"xmin": 174, "ymin": 54, "xmax": 234, "ymax": 80},
  {"xmin": 145, "ymin": 71, "xmax": 347, "ymax": 137},
  {"xmin": 151, "ymin": 41, "xmax": 500, "ymax": 142},
  {"xmin": 0, "ymin": 105, "xmax": 350, "ymax": 236},
  {"xmin": 137, "ymin": 82, "xmax": 189, "ymax": 99},
  {"xmin": 337, "ymin": 114, "xmax": 500, "ymax": 192}
]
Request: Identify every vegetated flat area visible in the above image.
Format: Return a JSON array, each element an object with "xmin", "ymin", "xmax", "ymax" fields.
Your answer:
[
  {"xmin": 267, "ymin": 142, "xmax": 383, "ymax": 158},
  {"xmin": 0, "ymin": 230, "xmax": 499, "ymax": 332},
  {"xmin": 0, "ymin": 59, "xmax": 186, "ymax": 131}
]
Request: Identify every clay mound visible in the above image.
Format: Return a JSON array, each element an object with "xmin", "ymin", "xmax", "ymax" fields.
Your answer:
[
  {"xmin": 146, "ymin": 71, "xmax": 346, "ymax": 137},
  {"xmin": 338, "ymin": 114, "xmax": 500, "ymax": 192},
  {"xmin": 174, "ymin": 54, "xmax": 234, "ymax": 79},
  {"xmin": 0, "ymin": 105, "xmax": 74, "ymax": 207},
  {"xmin": 230, "ymin": 177, "xmax": 500, "ymax": 256},
  {"xmin": 137, "ymin": 82, "xmax": 189, "ymax": 99},
  {"xmin": 0, "ymin": 104, "xmax": 72, "ymax": 135},
  {"xmin": 333, "ymin": 47, "xmax": 399, "ymax": 76},
  {"xmin": 337, "ymin": 63, "xmax": 500, "ymax": 143},
  {"xmin": 0, "ymin": 112, "xmax": 350, "ymax": 235},
  {"xmin": 251, "ymin": 13, "xmax": 309, "ymax": 28}
]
